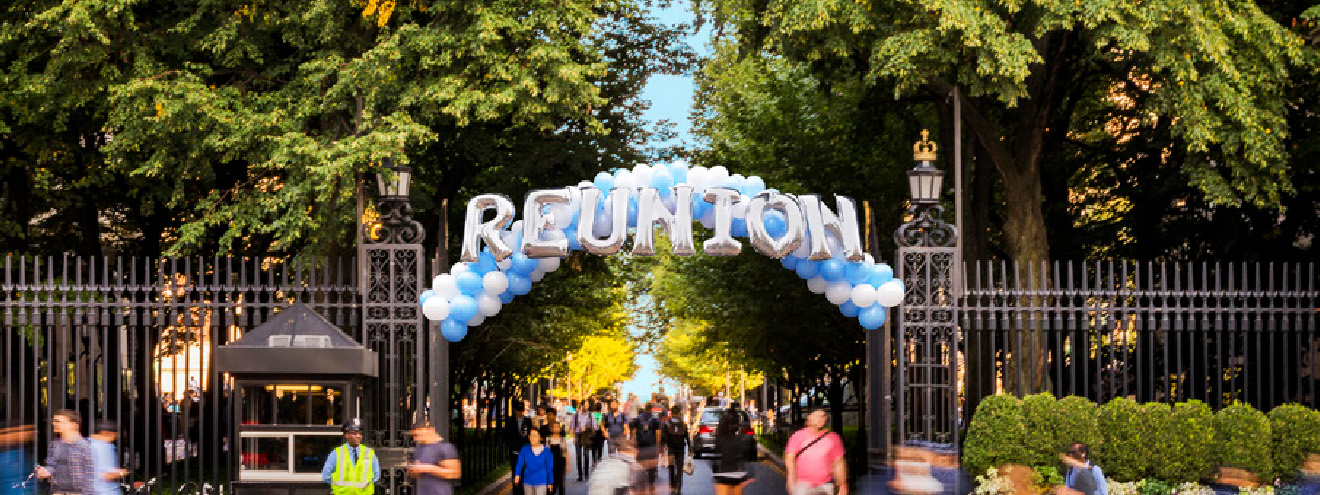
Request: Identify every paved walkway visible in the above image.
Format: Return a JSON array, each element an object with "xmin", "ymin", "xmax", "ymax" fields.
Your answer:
[{"xmin": 498, "ymin": 449, "xmax": 788, "ymax": 495}]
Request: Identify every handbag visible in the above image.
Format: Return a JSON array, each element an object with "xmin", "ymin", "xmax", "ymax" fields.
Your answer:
[{"xmin": 683, "ymin": 455, "xmax": 695, "ymax": 475}]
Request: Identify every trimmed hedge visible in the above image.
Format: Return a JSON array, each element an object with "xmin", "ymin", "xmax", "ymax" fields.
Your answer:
[
  {"xmin": 1055, "ymin": 396, "xmax": 1101, "ymax": 464},
  {"xmin": 1156, "ymin": 400, "xmax": 1215, "ymax": 483},
  {"xmin": 1140, "ymin": 402, "xmax": 1174, "ymax": 482},
  {"xmin": 1022, "ymin": 393, "xmax": 1060, "ymax": 467},
  {"xmin": 1098, "ymin": 397, "xmax": 1148, "ymax": 481},
  {"xmin": 1270, "ymin": 404, "xmax": 1320, "ymax": 480},
  {"xmin": 1213, "ymin": 403, "xmax": 1273, "ymax": 481},
  {"xmin": 964, "ymin": 394, "xmax": 1029, "ymax": 476}
]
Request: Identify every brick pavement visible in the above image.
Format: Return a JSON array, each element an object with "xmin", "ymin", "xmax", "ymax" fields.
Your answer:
[{"xmin": 496, "ymin": 444, "xmax": 788, "ymax": 495}]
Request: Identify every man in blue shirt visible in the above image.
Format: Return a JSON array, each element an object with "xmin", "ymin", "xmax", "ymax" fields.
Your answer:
[
  {"xmin": 321, "ymin": 420, "xmax": 381, "ymax": 495},
  {"xmin": 88, "ymin": 422, "xmax": 127, "ymax": 495},
  {"xmin": 1061, "ymin": 443, "xmax": 1107, "ymax": 495}
]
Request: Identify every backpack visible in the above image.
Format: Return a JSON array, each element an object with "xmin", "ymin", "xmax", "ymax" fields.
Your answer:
[
  {"xmin": 664, "ymin": 420, "xmax": 686, "ymax": 444},
  {"xmin": 636, "ymin": 418, "xmax": 659, "ymax": 448},
  {"xmin": 587, "ymin": 456, "xmax": 639, "ymax": 495}
]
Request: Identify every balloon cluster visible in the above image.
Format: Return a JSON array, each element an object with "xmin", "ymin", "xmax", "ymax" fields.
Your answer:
[{"xmin": 421, "ymin": 161, "xmax": 904, "ymax": 342}]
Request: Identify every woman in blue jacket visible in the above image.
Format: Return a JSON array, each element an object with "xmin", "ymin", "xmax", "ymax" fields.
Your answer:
[{"xmin": 514, "ymin": 429, "xmax": 556, "ymax": 495}]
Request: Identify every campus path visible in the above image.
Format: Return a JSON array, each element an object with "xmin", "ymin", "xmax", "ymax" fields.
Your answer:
[{"xmin": 496, "ymin": 450, "xmax": 789, "ymax": 495}]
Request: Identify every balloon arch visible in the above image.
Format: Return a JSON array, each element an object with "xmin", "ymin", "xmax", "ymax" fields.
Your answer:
[{"xmin": 419, "ymin": 162, "xmax": 905, "ymax": 341}]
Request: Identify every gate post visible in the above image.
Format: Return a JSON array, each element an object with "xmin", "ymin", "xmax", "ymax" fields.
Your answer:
[
  {"xmin": 894, "ymin": 131, "xmax": 959, "ymax": 446},
  {"xmin": 362, "ymin": 161, "xmax": 426, "ymax": 493}
]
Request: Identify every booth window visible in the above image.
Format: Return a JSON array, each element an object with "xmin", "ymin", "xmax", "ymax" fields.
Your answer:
[
  {"xmin": 242, "ymin": 385, "xmax": 342, "ymax": 425},
  {"xmin": 238, "ymin": 383, "xmax": 346, "ymax": 481}
]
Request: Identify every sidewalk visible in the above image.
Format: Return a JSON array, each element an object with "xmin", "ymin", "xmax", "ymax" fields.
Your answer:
[{"xmin": 489, "ymin": 449, "xmax": 788, "ymax": 495}]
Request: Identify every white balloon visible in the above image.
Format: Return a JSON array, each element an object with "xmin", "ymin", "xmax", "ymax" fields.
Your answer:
[
  {"xmin": 538, "ymin": 257, "xmax": 561, "ymax": 272},
  {"xmin": 615, "ymin": 170, "xmax": 637, "ymax": 190},
  {"xmin": 850, "ymin": 284, "xmax": 878, "ymax": 307},
  {"xmin": 530, "ymin": 270, "xmax": 547, "ymax": 282},
  {"xmin": 422, "ymin": 297, "xmax": 450, "ymax": 321},
  {"xmin": 709, "ymin": 166, "xmax": 729, "ymax": 182},
  {"xmin": 807, "ymin": 276, "xmax": 828, "ymax": 294},
  {"xmin": 451, "ymin": 263, "xmax": 470, "ymax": 274},
  {"xmin": 550, "ymin": 204, "xmax": 575, "ymax": 229},
  {"xmin": 432, "ymin": 275, "xmax": 445, "ymax": 289},
  {"xmin": 482, "ymin": 271, "xmax": 509, "ymax": 295},
  {"xmin": 498, "ymin": 258, "xmax": 512, "ymax": 271},
  {"xmin": 467, "ymin": 314, "xmax": 485, "ymax": 327},
  {"xmin": 864, "ymin": 253, "xmax": 875, "ymax": 264},
  {"xmin": 876, "ymin": 280, "xmax": 905, "ymax": 307},
  {"xmin": 434, "ymin": 274, "xmax": 460, "ymax": 300},
  {"xmin": 477, "ymin": 293, "xmax": 502, "ymax": 317},
  {"xmin": 633, "ymin": 164, "xmax": 653, "ymax": 186},
  {"xmin": 826, "ymin": 281, "xmax": 853, "ymax": 305}
]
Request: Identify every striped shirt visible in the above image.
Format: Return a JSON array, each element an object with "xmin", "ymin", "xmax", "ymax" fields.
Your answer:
[{"xmin": 45, "ymin": 438, "xmax": 94, "ymax": 495}]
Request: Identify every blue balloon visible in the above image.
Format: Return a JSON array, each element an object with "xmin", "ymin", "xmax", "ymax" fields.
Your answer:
[
  {"xmin": 652, "ymin": 170, "xmax": 675, "ymax": 193},
  {"xmin": 449, "ymin": 295, "xmax": 479, "ymax": 322},
  {"xmin": 820, "ymin": 259, "xmax": 846, "ymax": 281},
  {"xmin": 441, "ymin": 318, "xmax": 468, "ymax": 342},
  {"xmin": 764, "ymin": 210, "xmax": 787, "ymax": 238},
  {"xmin": 499, "ymin": 290, "xmax": 515, "ymax": 304},
  {"xmin": 669, "ymin": 163, "xmax": 688, "ymax": 184},
  {"xmin": 594, "ymin": 171, "xmax": 615, "ymax": 192},
  {"xmin": 475, "ymin": 251, "xmax": 498, "ymax": 274},
  {"xmin": 839, "ymin": 301, "xmax": 860, "ymax": 318},
  {"xmin": 510, "ymin": 253, "xmax": 538, "ymax": 275},
  {"xmin": 691, "ymin": 195, "xmax": 709, "ymax": 219},
  {"xmin": 845, "ymin": 261, "xmax": 874, "ymax": 285},
  {"xmin": 456, "ymin": 271, "xmax": 484, "ymax": 296},
  {"xmin": 731, "ymin": 218, "xmax": 747, "ymax": 238},
  {"xmin": 508, "ymin": 273, "xmax": 532, "ymax": 296},
  {"xmin": 780, "ymin": 255, "xmax": 799, "ymax": 270},
  {"xmin": 419, "ymin": 290, "xmax": 437, "ymax": 306},
  {"xmin": 627, "ymin": 197, "xmax": 638, "ymax": 227},
  {"xmin": 867, "ymin": 264, "xmax": 895, "ymax": 287},
  {"xmin": 795, "ymin": 259, "xmax": 820, "ymax": 279},
  {"xmin": 746, "ymin": 176, "xmax": 766, "ymax": 196},
  {"xmin": 859, "ymin": 305, "xmax": 886, "ymax": 330},
  {"xmin": 566, "ymin": 226, "xmax": 582, "ymax": 251}
]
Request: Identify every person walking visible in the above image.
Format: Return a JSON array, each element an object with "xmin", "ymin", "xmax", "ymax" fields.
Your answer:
[
  {"xmin": 322, "ymin": 420, "xmax": 381, "ymax": 495},
  {"xmin": 505, "ymin": 403, "xmax": 535, "ymax": 495},
  {"xmin": 784, "ymin": 408, "xmax": 847, "ymax": 495},
  {"xmin": 408, "ymin": 419, "xmax": 462, "ymax": 495},
  {"xmin": 590, "ymin": 401, "xmax": 607, "ymax": 468},
  {"xmin": 35, "ymin": 410, "xmax": 94, "ymax": 495},
  {"xmin": 571, "ymin": 402, "xmax": 597, "ymax": 481},
  {"xmin": 88, "ymin": 422, "xmax": 127, "ymax": 495},
  {"xmin": 629, "ymin": 403, "xmax": 662, "ymax": 494},
  {"xmin": 604, "ymin": 402, "xmax": 630, "ymax": 455},
  {"xmin": 515, "ymin": 430, "xmax": 556, "ymax": 495},
  {"xmin": 661, "ymin": 406, "xmax": 691, "ymax": 495},
  {"xmin": 587, "ymin": 439, "xmax": 642, "ymax": 495},
  {"xmin": 1060, "ymin": 443, "xmax": 1106, "ymax": 495},
  {"xmin": 711, "ymin": 410, "xmax": 755, "ymax": 495},
  {"xmin": 546, "ymin": 422, "xmax": 571, "ymax": 495}
]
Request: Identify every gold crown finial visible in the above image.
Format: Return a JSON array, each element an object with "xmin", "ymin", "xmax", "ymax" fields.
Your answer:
[{"xmin": 913, "ymin": 129, "xmax": 938, "ymax": 161}]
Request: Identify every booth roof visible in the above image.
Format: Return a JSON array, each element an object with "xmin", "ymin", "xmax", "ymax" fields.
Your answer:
[{"xmin": 215, "ymin": 303, "xmax": 378, "ymax": 376}]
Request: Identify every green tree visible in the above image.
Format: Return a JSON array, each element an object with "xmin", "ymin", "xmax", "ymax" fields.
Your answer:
[
  {"xmin": 655, "ymin": 318, "xmax": 764, "ymax": 396},
  {"xmin": 694, "ymin": 0, "xmax": 1315, "ymax": 393}
]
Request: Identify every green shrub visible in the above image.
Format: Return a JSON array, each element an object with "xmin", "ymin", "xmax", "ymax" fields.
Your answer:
[
  {"xmin": 1022, "ymin": 393, "xmax": 1060, "ymax": 467},
  {"xmin": 964, "ymin": 394, "xmax": 1029, "ymax": 476},
  {"xmin": 1032, "ymin": 465, "xmax": 1064, "ymax": 489},
  {"xmin": 1139, "ymin": 402, "xmax": 1174, "ymax": 482},
  {"xmin": 1155, "ymin": 400, "xmax": 1215, "ymax": 483},
  {"xmin": 1270, "ymin": 404, "xmax": 1320, "ymax": 480},
  {"xmin": 1055, "ymin": 396, "xmax": 1101, "ymax": 463},
  {"xmin": 1213, "ymin": 402, "xmax": 1274, "ymax": 482},
  {"xmin": 1138, "ymin": 479, "xmax": 1174, "ymax": 495},
  {"xmin": 1098, "ymin": 397, "xmax": 1148, "ymax": 481}
]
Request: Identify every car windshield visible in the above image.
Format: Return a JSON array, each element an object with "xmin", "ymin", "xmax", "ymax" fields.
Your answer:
[{"xmin": 700, "ymin": 410, "xmax": 749, "ymax": 425}]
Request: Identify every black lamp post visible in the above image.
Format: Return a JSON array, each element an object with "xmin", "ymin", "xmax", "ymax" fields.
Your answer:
[
  {"xmin": 366, "ymin": 158, "xmax": 424, "ymax": 244},
  {"xmin": 895, "ymin": 130, "xmax": 955, "ymax": 248},
  {"xmin": 907, "ymin": 130, "xmax": 944, "ymax": 206}
]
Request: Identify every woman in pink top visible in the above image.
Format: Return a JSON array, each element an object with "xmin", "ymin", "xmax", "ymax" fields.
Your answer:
[{"xmin": 784, "ymin": 409, "xmax": 848, "ymax": 495}]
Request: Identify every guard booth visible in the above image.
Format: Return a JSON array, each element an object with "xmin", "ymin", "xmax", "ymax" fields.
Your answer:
[{"xmin": 216, "ymin": 303, "xmax": 379, "ymax": 495}]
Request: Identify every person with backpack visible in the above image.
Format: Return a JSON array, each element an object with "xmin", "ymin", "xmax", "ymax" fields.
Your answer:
[
  {"xmin": 660, "ymin": 406, "xmax": 691, "ymax": 495},
  {"xmin": 784, "ymin": 408, "xmax": 847, "ymax": 495},
  {"xmin": 604, "ymin": 402, "xmax": 630, "ymax": 455},
  {"xmin": 587, "ymin": 439, "xmax": 642, "ymax": 495},
  {"xmin": 629, "ymin": 403, "xmax": 662, "ymax": 494}
]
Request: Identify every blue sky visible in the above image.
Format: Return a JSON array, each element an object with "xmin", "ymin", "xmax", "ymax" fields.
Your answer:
[
  {"xmin": 637, "ymin": 0, "xmax": 711, "ymax": 150},
  {"xmin": 618, "ymin": 0, "xmax": 710, "ymax": 399}
]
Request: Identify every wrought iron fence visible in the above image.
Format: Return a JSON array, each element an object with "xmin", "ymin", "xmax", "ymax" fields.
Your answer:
[
  {"xmin": 0, "ymin": 255, "xmax": 510, "ymax": 495},
  {"xmin": 959, "ymin": 260, "xmax": 1319, "ymax": 423}
]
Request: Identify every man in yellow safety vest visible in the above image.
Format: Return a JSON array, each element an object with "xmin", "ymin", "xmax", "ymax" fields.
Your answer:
[{"xmin": 322, "ymin": 419, "xmax": 381, "ymax": 495}]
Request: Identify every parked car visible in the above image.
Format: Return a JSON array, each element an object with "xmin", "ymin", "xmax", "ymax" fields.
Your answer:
[{"xmin": 691, "ymin": 407, "xmax": 757, "ymax": 459}]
